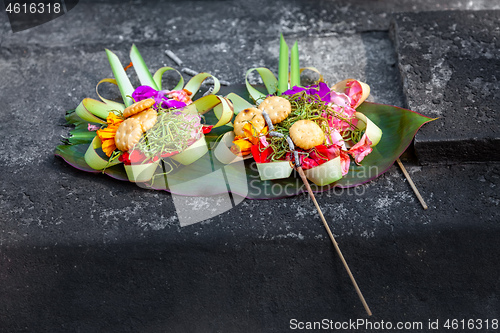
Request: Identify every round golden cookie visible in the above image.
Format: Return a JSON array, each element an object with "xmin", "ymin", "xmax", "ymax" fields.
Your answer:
[
  {"xmin": 115, "ymin": 118, "xmax": 143, "ymax": 151},
  {"xmin": 123, "ymin": 98, "xmax": 156, "ymax": 118},
  {"xmin": 130, "ymin": 108, "xmax": 158, "ymax": 132},
  {"xmin": 289, "ymin": 120, "xmax": 324, "ymax": 150},
  {"xmin": 233, "ymin": 107, "xmax": 265, "ymax": 137},
  {"xmin": 258, "ymin": 96, "xmax": 291, "ymax": 124}
]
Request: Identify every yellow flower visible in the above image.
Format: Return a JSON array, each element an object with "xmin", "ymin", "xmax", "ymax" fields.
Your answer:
[{"xmin": 96, "ymin": 112, "xmax": 124, "ymax": 157}]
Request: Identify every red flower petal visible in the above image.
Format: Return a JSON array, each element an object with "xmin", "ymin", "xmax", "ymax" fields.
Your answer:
[
  {"xmin": 300, "ymin": 144, "xmax": 341, "ymax": 170},
  {"xmin": 251, "ymin": 143, "xmax": 274, "ymax": 163},
  {"xmin": 202, "ymin": 125, "xmax": 214, "ymax": 134}
]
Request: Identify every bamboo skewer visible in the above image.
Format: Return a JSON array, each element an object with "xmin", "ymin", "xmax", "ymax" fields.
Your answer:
[
  {"xmin": 396, "ymin": 158, "xmax": 428, "ymax": 210},
  {"xmin": 296, "ymin": 166, "xmax": 372, "ymax": 316}
]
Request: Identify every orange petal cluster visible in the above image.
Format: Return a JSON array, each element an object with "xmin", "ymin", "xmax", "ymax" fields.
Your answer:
[
  {"xmin": 96, "ymin": 113, "xmax": 124, "ymax": 157},
  {"xmin": 232, "ymin": 122, "xmax": 268, "ymax": 156}
]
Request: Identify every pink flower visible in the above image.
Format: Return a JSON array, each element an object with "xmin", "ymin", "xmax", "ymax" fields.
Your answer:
[
  {"xmin": 348, "ymin": 133, "xmax": 373, "ymax": 165},
  {"xmin": 340, "ymin": 150, "xmax": 350, "ymax": 176},
  {"xmin": 167, "ymin": 90, "xmax": 193, "ymax": 105},
  {"xmin": 132, "ymin": 86, "xmax": 192, "ymax": 109},
  {"xmin": 259, "ymin": 135, "xmax": 269, "ymax": 147},
  {"xmin": 325, "ymin": 129, "xmax": 346, "ymax": 150},
  {"xmin": 327, "ymin": 105, "xmax": 357, "ymax": 132},
  {"xmin": 345, "ymin": 80, "xmax": 363, "ymax": 108},
  {"xmin": 87, "ymin": 124, "xmax": 100, "ymax": 131},
  {"xmin": 329, "ymin": 90, "xmax": 351, "ymax": 108}
]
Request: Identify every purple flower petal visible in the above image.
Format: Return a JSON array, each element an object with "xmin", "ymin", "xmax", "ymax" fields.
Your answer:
[
  {"xmin": 162, "ymin": 99, "xmax": 187, "ymax": 109},
  {"xmin": 316, "ymin": 82, "xmax": 331, "ymax": 103},
  {"xmin": 132, "ymin": 85, "xmax": 159, "ymax": 102},
  {"xmin": 282, "ymin": 83, "xmax": 332, "ymax": 103},
  {"xmin": 282, "ymin": 85, "xmax": 306, "ymax": 96}
]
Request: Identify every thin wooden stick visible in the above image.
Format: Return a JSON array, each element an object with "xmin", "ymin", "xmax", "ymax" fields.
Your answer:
[
  {"xmin": 296, "ymin": 167, "xmax": 372, "ymax": 316},
  {"xmin": 396, "ymin": 158, "xmax": 428, "ymax": 210}
]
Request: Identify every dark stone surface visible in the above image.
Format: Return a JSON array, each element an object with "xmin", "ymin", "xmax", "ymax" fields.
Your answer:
[
  {"xmin": 1, "ymin": 0, "xmax": 500, "ymax": 43},
  {"xmin": 392, "ymin": 10, "xmax": 500, "ymax": 164},
  {"xmin": 1, "ymin": 1, "xmax": 500, "ymax": 332},
  {"xmin": 2, "ymin": 163, "xmax": 500, "ymax": 332}
]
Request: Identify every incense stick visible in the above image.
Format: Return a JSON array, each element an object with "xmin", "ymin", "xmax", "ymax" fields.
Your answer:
[
  {"xmin": 396, "ymin": 158, "xmax": 428, "ymax": 210},
  {"xmin": 296, "ymin": 166, "xmax": 372, "ymax": 316}
]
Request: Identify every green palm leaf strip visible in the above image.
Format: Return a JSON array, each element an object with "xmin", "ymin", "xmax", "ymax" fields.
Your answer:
[
  {"xmin": 75, "ymin": 98, "xmax": 110, "ymax": 123},
  {"xmin": 290, "ymin": 41, "xmax": 300, "ymax": 87},
  {"xmin": 130, "ymin": 44, "xmax": 158, "ymax": 90},
  {"xmin": 105, "ymin": 49, "xmax": 134, "ymax": 107},
  {"xmin": 184, "ymin": 72, "xmax": 221, "ymax": 96},
  {"xmin": 245, "ymin": 67, "xmax": 278, "ymax": 102},
  {"xmin": 153, "ymin": 67, "xmax": 184, "ymax": 91},
  {"xmin": 226, "ymin": 92, "xmax": 253, "ymax": 114},
  {"xmin": 278, "ymin": 34, "xmax": 289, "ymax": 94},
  {"xmin": 95, "ymin": 78, "xmax": 126, "ymax": 113}
]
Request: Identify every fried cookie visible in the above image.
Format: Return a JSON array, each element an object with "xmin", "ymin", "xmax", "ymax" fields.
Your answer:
[
  {"xmin": 115, "ymin": 118, "xmax": 143, "ymax": 151},
  {"xmin": 123, "ymin": 98, "xmax": 156, "ymax": 118},
  {"xmin": 233, "ymin": 107, "xmax": 265, "ymax": 137},
  {"xmin": 130, "ymin": 108, "xmax": 158, "ymax": 132},
  {"xmin": 258, "ymin": 96, "xmax": 292, "ymax": 124},
  {"xmin": 289, "ymin": 120, "xmax": 324, "ymax": 150}
]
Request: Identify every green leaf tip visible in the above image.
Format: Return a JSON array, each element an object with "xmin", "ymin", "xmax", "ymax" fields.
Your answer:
[
  {"xmin": 105, "ymin": 48, "xmax": 134, "ymax": 107},
  {"xmin": 290, "ymin": 41, "xmax": 300, "ymax": 88},
  {"xmin": 278, "ymin": 34, "xmax": 289, "ymax": 94},
  {"xmin": 130, "ymin": 44, "xmax": 157, "ymax": 90}
]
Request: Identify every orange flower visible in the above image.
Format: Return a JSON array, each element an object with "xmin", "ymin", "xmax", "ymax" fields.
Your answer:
[
  {"xmin": 232, "ymin": 137, "xmax": 253, "ymax": 156},
  {"xmin": 106, "ymin": 112, "xmax": 123, "ymax": 126},
  {"xmin": 96, "ymin": 123, "xmax": 119, "ymax": 140},
  {"xmin": 231, "ymin": 122, "xmax": 268, "ymax": 156},
  {"xmin": 243, "ymin": 122, "xmax": 268, "ymax": 145},
  {"xmin": 96, "ymin": 112, "xmax": 124, "ymax": 157},
  {"xmin": 101, "ymin": 136, "xmax": 118, "ymax": 156}
]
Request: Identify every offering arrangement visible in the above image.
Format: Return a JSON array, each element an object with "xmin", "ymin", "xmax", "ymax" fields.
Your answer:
[{"xmin": 56, "ymin": 39, "xmax": 432, "ymax": 199}]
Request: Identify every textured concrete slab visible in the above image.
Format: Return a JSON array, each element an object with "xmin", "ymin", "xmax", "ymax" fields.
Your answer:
[
  {"xmin": 1, "ymin": 0, "xmax": 500, "ymax": 45},
  {"xmin": 392, "ymin": 10, "xmax": 500, "ymax": 164},
  {"xmin": 2, "ymin": 162, "xmax": 500, "ymax": 331}
]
